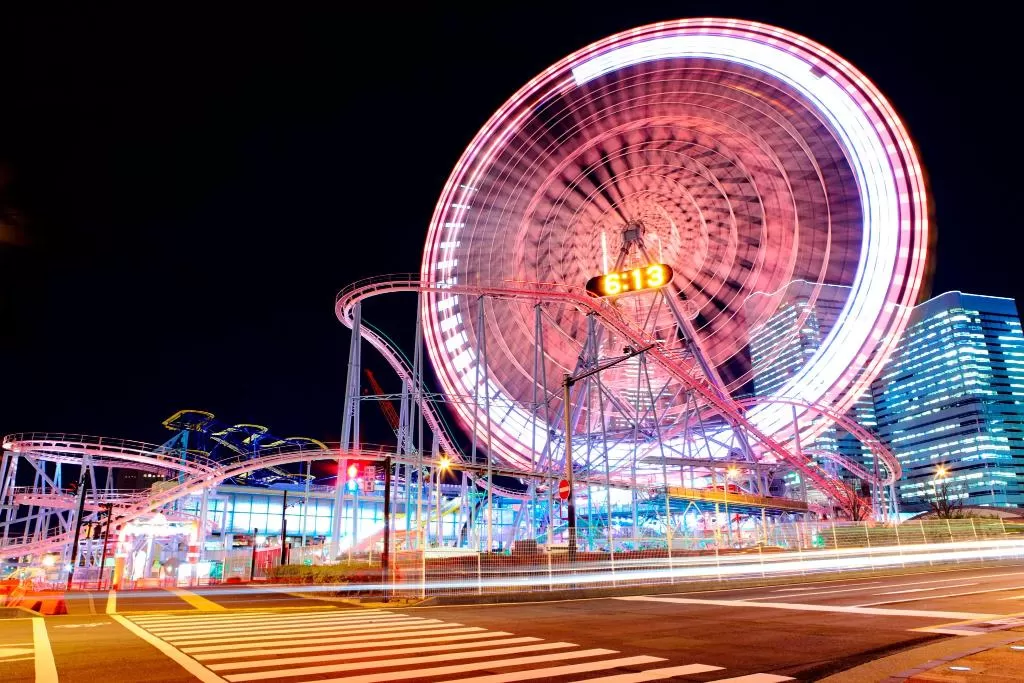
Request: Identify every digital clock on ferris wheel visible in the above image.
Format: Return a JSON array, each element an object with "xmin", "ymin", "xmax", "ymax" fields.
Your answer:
[{"xmin": 585, "ymin": 263, "xmax": 674, "ymax": 297}]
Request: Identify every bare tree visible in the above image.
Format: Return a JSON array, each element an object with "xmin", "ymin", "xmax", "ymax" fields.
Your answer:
[{"xmin": 929, "ymin": 477, "xmax": 963, "ymax": 519}]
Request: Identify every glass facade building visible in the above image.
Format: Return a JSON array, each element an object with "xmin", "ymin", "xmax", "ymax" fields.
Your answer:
[
  {"xmin": 871, "ymin": 292, "xmax": 1024, "ymax": 512},
  {"xmin": 748, "ymin": 282, "xmax": 853, "ymax": 500}
]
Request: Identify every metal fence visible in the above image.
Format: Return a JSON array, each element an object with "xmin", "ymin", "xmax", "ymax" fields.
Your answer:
[{"xmin": 385, "ymin": 519, "xmax": 1024, "ymax": 598}]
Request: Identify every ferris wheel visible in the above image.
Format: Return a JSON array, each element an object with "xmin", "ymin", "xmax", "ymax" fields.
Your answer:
[{"xmin": 414, "ymin": 19, "xmax": 927, "ymax": 504}]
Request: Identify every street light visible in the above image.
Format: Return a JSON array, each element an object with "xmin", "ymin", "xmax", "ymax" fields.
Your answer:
[
  {"xmin": 562, "ymin": 343, "xmax": 655, "ymax": 561},
  {"xmin": 932, "ymin": 465, "xmax": 949, "ymax": 498}
]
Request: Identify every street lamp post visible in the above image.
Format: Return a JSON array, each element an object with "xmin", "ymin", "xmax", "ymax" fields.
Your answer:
[
  {"xmin": 562, "ymin": 375, "xmax": 577, "ymax": 561},
  {"xmin": 97, "ymin": 502, "xmax": 114, "ymax": 590},
  {"xmin": 562, "ymin": 343, "xmax": 655, "ymax": 561},
  {"xmin": 381, "ymin": 453, "xmax": 392, "ymax": 603}
]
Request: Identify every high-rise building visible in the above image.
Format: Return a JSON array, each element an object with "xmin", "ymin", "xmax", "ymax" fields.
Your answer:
[
  {"xmin": 871, "ymin": 292, "xmax": 1024, "ymax": 512},
  {"xmin": 748, "ymin": 281, "xmax": 851, "ymax": 501}
]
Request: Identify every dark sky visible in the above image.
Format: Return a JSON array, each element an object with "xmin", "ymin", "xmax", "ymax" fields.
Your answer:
[{"xmin": 1, "ymin": 4, "xmax": 1020, "ymax": 446}]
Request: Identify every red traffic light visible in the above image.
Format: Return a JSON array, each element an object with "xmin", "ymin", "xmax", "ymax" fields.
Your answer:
[{"xmin": 347, "ymin": 463, "xmax": 359, "ymax": 480}]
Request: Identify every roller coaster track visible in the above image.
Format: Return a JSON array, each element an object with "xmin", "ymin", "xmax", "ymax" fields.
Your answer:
[
  {"xmin": 335, "ymin": 275, "xmax": 875, "ymax": 513},
  {"xmin": 731, "ymin": 397, "xmax": 901, "ymax": 486},
  {"xmin": 2, "ymin": 434, "xmax": 218, "ymax": 476},
  {"xmin": 0, "ymin": 434, "xmax": 389, "ymax": 559},
  {"xmin": 0, "ymin": 434, "xmax": 613, "ymax": 559}
]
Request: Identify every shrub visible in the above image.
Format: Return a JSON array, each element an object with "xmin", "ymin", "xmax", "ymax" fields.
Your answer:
[{"xmin": 267, "ymin": 561, "xmax": 382, "ymax": 585}]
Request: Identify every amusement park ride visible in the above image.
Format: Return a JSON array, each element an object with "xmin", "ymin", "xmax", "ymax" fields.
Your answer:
[{"xmin": 0, "ymin": 19, "xmax": 928, "ymax": 573}]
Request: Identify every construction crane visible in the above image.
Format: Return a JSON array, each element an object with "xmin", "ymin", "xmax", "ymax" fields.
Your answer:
[{"xmin": 364, "ymin": 369, "xmax": 401, "ymax": 437}]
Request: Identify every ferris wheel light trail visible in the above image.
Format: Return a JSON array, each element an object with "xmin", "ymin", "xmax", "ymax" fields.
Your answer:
[{"xmin": 418, "ymin": 18, "xmax": 927, "ymax": 492}]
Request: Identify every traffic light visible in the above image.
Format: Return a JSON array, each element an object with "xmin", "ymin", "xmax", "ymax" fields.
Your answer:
[{"xmin": 346, "ymin": 462, "xmax": 360, "ymax": 491}]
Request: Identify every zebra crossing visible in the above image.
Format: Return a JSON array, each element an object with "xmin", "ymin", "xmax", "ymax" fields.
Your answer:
[{"xmin": 122, "ymin": 608, "xmax": 795, "ymax": 682}]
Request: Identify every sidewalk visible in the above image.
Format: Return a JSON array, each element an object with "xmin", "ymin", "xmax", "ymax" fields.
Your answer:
[
  {"xmin": 821, "ymin": 628, "xmax": 1024, "ymax": 682},
  {"xmin": 900, "ymin": 633, "xmax": 1024, "ymax": 682}
]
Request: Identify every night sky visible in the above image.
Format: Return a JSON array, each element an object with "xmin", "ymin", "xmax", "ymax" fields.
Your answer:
[{"xmin": 1, "ymin": 5, "xmax": 1021, "ymax": 448}]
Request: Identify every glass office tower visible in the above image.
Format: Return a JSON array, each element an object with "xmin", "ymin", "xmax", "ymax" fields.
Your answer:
[{"xmin": 871, "ymin": 292, "xmax": 1024, "ymax": 512}]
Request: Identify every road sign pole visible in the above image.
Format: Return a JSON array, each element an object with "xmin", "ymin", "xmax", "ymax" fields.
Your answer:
[
  {"xmin": 382, "ymin": 454, "xmax": 392, "ymax": 603},
  {"xmin": 280, "ymin": 491, "xmax": 288, "ymax": 566},
  {"xmin": 97, "ymin": 502, "xmax": 114, "ymax": 590},
  {"xmin": 250, "ymin": 528, "xmax": 259, "ymax": 581},
  {"xmin": 563, "ymin": 376, "xmax": 577, "ymax": 562}
]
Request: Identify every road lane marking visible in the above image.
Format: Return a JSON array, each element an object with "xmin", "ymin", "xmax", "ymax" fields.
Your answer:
[
  {"xmin": 122, "ymin": 608, "xmax": 786, "ymax": 683},
  {"xmin": 113, "ymin": 614, "xmax": 227, "ymax": 683},
  {"xmin": 105, "ymin": 590, "xmax": 116, "ymax": 614},
  {"xmin": 288, "ymin": 650, "xmax": 629, "ymax": 683},
  {"xmin": 571, "ymin": 663, "xmax": 726, "ymax": 682},
  {"xmin": 129, "ymin": 610, "xmax": 360, "ymax": 626},
  {"xmin": 857, "ymin": 585, "xmax": 1024, "ymax": 606},
  {"xmin": 168, "ymin": 588, "xmax": 226, "ymax": 611},
  {"xmin": 225, "ymin": 648, "xmax": 619, "ymax": 682},
  {"xmin": 145, "ymin": 610, "xmax": 406, "ymax": 628},
  {"xmin": 774, "ymin": 582, "xmax": 881, "ymax": 592},
  {"xmin": 757, "ymin": 576, "xmax": 1008, "ymax": 601},
  {"xmin": 874, "ymin": 582, "xmax": 978, "ymax": 595},
  {"xmin": 438, "ymin": 656, "xmax": 674, "ymax": 683},
  {"xmin": 192, "ymin": 631, "xmax": 517, "ymax": 660},
  {"xmin": 706, "ymin": 675, "xmax": 794, "ymax": 682},
  {"xmin": 615, "ymin": 595, "xmax": 1002, "ymax": 620},
  {"xmin": 211, "ymin": 641, "xmax": 577, "ymax": 674},
  {"xmin": 128, "ymin": 608, "xmax": 353, "ymax": 626},
  {"xmin": 149, "ymin": 613, "xmax": 417, "ymax": 637},
  {"xmin": 150, "ymin": 613, "xmax": 425, "ymax": 631},
  {"xmin": 205, "ymin": 635, "xmax": 540, "ymax": 668},
  {"xmin": 181, "ymin": 626, "xmax": 488, "ymax": 654},
  {"xmin": 169, "ymin": 620, "xmax": 450, "ymax": 646},
  {"xmin": 32, "ymin": 617, "xmax": 58, "ymax": 683}
]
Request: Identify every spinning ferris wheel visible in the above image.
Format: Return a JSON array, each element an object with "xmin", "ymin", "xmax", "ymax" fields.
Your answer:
[{"xmin": 336, "ymin": 19, "xmax": 931, "ymax": 514}]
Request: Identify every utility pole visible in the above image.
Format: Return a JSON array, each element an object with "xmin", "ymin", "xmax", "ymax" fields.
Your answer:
[
  {"xmin": 66, "ymin": 473, "xmax": 90, "ymax": 591},
  {"xmin": 562, "ymin": 343, "xmax": 655, "ymax": 562},
  {"xmin": 562, "ymin": 375, "xmax": 577, "ymax": 561},
  {"xmin": 97, "ymin": 502, "xmax": 114, "ymax": 590},
  {"xmin": 250, "ymin": 527, "xmax": 259, "ymax": 581},
  {"xmin": 381, "ymin": 454, "xmax": 392, "ymax": 603},
  {"xmin": 280, "ymin": 491, "xmax": 289, "ymax": 566}
]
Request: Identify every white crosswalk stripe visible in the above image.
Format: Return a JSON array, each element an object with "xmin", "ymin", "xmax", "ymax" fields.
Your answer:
[{"xmin": 125, "ymin": 608, "xmax": 793, "ymax": 682}]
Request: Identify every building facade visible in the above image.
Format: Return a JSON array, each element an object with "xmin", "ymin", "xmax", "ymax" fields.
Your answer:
[{"xmin": 871, "ymin": 292, "xmax": 1024, "ymax": 512}]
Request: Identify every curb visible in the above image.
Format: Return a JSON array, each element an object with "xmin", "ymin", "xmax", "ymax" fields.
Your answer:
[{"xmin": 819, "ymin": 630, "xmax": 1024, "ymax": 682}]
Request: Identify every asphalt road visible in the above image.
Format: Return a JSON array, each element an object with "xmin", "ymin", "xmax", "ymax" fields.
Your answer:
[{"xmin": 3, "ymin": 562, "xmax": 1024, "ymax": 682}]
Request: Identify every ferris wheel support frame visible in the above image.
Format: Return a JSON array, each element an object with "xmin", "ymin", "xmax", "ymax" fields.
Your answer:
[{"xmin": 335, "ymin": 275, "xmax": 899, "ymax": 519}]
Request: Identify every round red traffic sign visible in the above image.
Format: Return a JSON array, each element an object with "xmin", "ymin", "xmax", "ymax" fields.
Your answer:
[{"xmin": 558, "ymin": 479, "xmax": 570, "ymax": 500}]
